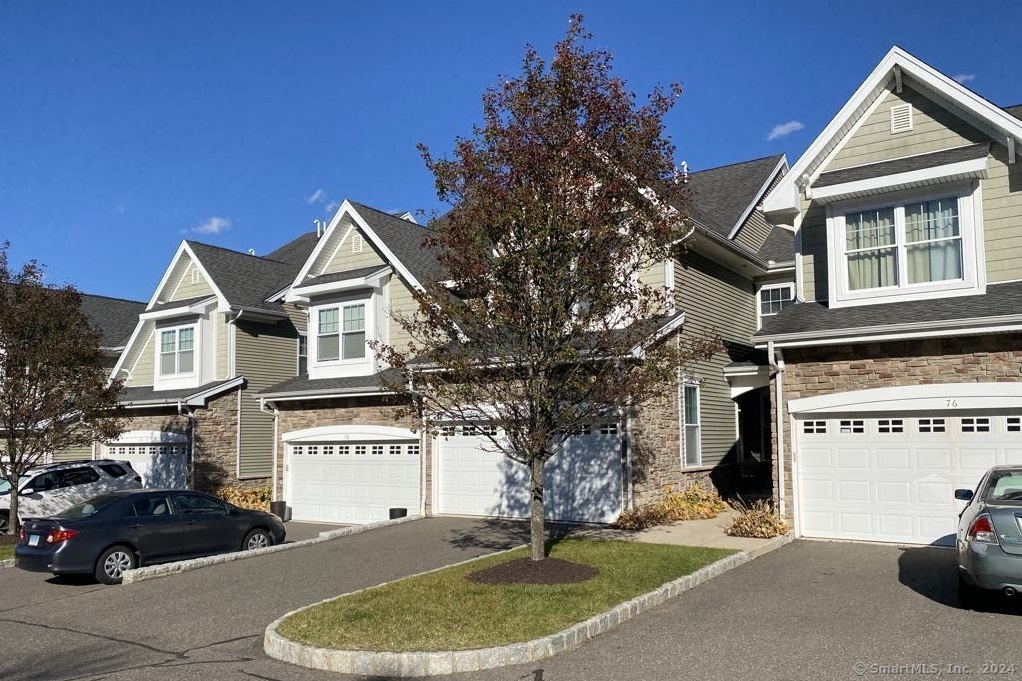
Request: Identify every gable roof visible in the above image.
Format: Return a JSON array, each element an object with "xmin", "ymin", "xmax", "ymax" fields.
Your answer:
[
  {"xmin": 184, "ymin": 241, "xmax": 301, "ymax": 316},
  {"xmin": 677, "ymin": 155, "xmax": 786, "ymax": 239},
  {"xmin": 79, "ymin": 293, "xmax": 146, "ymax": 350},
  {"xmin": 348, "ymin": 202, "xmax": 447, "ymax": 284},
  {"xmin": 264, "ymin": 231, "xmax": 319, "ymax": 266},
  {"xmin": 764, "ymin": 46, "xmax": 1022, "ymax": 217}
]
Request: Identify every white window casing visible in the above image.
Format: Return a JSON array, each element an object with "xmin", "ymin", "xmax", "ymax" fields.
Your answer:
[
  {"xmin": 153, "ymin": 321, "xmax": 202, "ymax": 391},
  {"xmin": 756, "ymin": 282, "xmax": 795, "ymax": 328},
  {"xmin": 683, "ymin": 383, "xmax": 701, "ymax": 468},
  {"xmin": 308, "ymin": 294, "xmax": 377, "ymax": 379}
]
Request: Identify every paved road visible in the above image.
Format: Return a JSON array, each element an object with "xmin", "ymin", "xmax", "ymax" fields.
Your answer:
[{"xmin": 1, "ymin": 527, "xmax": 1018, "ymax": 681}]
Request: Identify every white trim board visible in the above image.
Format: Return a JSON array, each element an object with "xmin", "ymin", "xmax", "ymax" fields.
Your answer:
[{"xmin": 788, "ymin": 383, "xmax": 1022, "ymax": 414}]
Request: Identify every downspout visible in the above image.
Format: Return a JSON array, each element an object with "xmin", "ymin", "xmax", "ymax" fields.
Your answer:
[
  {"xmin": 408, "ymin": 368, "xmax": 428, "ymax": 518},
  {"xmin": 621, "ymin": 403, "xmax": 634, "ymax": 512},
  {"xmin": 177, "ymin": 402, "xmax": 197, "ymax": 489},
  {"xmin": 767, "ymin": 341, "xmax": 786, "ymax": 518},
  {"xmin": 260, "ymin": 398, "xmax": 279, "ymax": 502}
]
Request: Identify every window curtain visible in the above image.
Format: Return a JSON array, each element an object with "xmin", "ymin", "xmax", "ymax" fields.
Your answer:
[
  {"xmin": 906, "ymin": 198, "xmax": 962, "ymax": 284},
  {"xmin": 846, "ymin": 207, "xmax": 896, "ymax": 290}
]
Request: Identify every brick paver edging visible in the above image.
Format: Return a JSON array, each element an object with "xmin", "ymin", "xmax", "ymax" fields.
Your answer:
[
  {"xmin": 121, "ymin": 514, "xmax": 422, "ymax": 584},
  {"xmin": 264, "ymin": 532, "xmax": 794, "ymax": 677}
]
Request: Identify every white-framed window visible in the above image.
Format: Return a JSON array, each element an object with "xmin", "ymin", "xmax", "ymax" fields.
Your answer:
[
  {"xmin": 316, "ymin": 302, "xmax": 366, "ymax": 362},
  {"xmin": 297, "ymin": 333, "xmax": 308, "ymax": 375},
  {"xmin": 839, "ymin": 419, "xmax": 864, "ymax": 434},
  {"xmin": 878, "ymin": 419, "xmax": 904, "ymax": 434},
  {"xmin": 158, "ymin": 325, "xmax": 196, "ymax": 376},
  {"xmin": 918, "ymin": 418, "xmax": 946, "ymax": 434},
  {"xmin": 961, "ymin": 417, "xmax": 990, "ymax": 433},
  {"xmin": 826, "ymin": 183, "xmax": 981, "ymax": 308},
  {"xmin": 683, "ymin": 383, "xmax": 701, "ymax": 467},
  {"xmin": 1008, "ymin": 417, "xmax": 1021, "ymax": 433},
  {"xmin": 758, "ymin": 283, "xmax": 795, "ymax": 323},
  {"xmin": 803, "ymin": 420, "xmax": 827, "ymax": 435}
]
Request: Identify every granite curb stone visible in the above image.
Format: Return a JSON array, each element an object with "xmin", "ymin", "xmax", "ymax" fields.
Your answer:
[{"xmin": 264, "ymin": 532, "xmax": 794, "ymax": 676}]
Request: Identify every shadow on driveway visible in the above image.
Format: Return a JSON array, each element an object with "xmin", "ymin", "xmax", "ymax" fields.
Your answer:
[
  {"xmin": 443, "ymin": 516, "xmax": 614, "ymax": 555},
  {"xmin": 897, "ymin": 544, "xmax": 1022, "ymax": 615}
]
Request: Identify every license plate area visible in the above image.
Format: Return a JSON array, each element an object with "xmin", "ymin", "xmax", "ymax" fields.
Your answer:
[{"xmin": 27, "ymin": 534, "xmax": 40, "ymax": 547}]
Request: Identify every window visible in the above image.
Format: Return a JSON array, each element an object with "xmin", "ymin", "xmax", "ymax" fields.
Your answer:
[
  {"xmin": 371, "ymin": 445, "xmax": 384, "ymax": 456},
  {"xmin": 1008, "ymin": 417, "xmax": 1021, "ymax": 433},
  {"xmin": 599, "ymin": 423, "xmax": 618, "ymax": 435},
  {"xmin": 307, "ymin": 445, "xmax": 319, "ymax": 456},
  {"xmin": 175, "ymin": 493, "xmax": 227, "ymax": 515},
  {"xmin": 759, "ymin": 284, "xmax": 794, "ymax": 317},
  {"xmin": 322, "ymin": 445, "xmax": 334, "ymax": 455},
  {"xmin": 839, "ymin": 420, "xmax": 864, "ymax": 434},
  {"xmin": 684, "ymin": 384, "xmax": 701, "ymax": 467},
  {"xmin": 130, "ymin": 496, "xmax": 170, "ymax": 517},
  {"xmin": 354, "ymin": 445, "xmax": 367, "ymax": 456},
  {"xmin": 802, "ymin": 420, "xmax": 827, "ymax": 435},
  {"xmin": 389, "ymin": 445, "xmax": 402, "ymax": 456},
  {"xmin": 159, "ymin": 326, "xmax": 195, "ymax": 376},
  {"xmin": 99, "ymin": 464, "xmax": 128, "ymax": 478},
  {"xmin": 878, "ymin": 419, "xmax": 904, "ymax": 434},
  {"xmin": 961, "ymin": 417, "xmax": 990, "ymax": 433},
  {"xmin": 338, "ymin": 445, "xmax": 350, "ymax": 456},
  {"xmin": 292, "ymin": 445, "xmax": 304, "ymax": 456},
  {"xmin": 440, "ymin": 425, "xmax": 458, "ymax": 438},
  {"xmin": 918, "ymin": 418, "xmax": 946, "ymax": 434},
  {"xmin": 407, "ymin": 444, "xmax": 420, "ymax": 457},
  {"xmin": 297, "ymin": 333, "xmax": 308, "ymax": 375},
  {"xmin": 316, "ymin": 303, "xmax": 366, "ymax": 362}
]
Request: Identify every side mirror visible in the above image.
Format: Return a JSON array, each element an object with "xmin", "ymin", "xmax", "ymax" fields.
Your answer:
[
  {"xmin": 19, "ymin": 488, "xmax": 35, "ymax": 496},
  {"xmin": 954, "ymin": 489, "xmax": 974, "ymax": 501}
]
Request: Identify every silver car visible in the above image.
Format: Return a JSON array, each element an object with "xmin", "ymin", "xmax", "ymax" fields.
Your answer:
[{"xmin": 955, "ymin": 465, "xmax": 1022, "ymax": 605}]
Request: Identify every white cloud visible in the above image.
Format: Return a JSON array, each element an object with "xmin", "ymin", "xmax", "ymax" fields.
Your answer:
[
  {"xmin": 766, "ymin": 120, "xmax": 804, "ymax": 141},
  {"xmin": 325, "ymin": 200, "xmax": 339, "ymax": 213},
  {"xmin": 190, "ymin": 216, "xmax": 231, "ymax": 235},
  {"xmin": 306, "ymin": 189, "xmax": 327, "ymax": 204},
  {"xmin": 953, "ymin": 73, "xmax": 976, "ymax": 84}
]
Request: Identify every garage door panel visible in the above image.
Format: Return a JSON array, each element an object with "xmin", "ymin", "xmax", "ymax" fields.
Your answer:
[{"xmin": 797, "ymin": 413, "xmax": 1021, "ymax": 545}]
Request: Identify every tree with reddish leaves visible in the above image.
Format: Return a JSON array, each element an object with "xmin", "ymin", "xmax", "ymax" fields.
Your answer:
[
  {"xmin": 378, "ymin": 17, "xmax": 717, "ymax": 561},
  {"xmin": 0, "ymin": 243, "xmax": 123, "ymax": 534}
]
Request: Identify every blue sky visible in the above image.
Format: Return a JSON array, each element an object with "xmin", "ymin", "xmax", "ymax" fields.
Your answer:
[{"xmin": 2, "ymin": 1, "xmax": 1020, "ymax": 301}]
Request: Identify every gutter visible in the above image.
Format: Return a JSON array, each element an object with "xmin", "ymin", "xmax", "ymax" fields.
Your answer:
[
  {"xmin": 257, "ymin": 387, "xmax": 395, "ymax": 402},
  {"xmin": 755, "ymin": 314, "xmax": 1022, "ymax": 348},
  {"xmin": 177, "ymin": 402, "xmax": 197, "ymax": 489},
  {"xmin": 260, "ymin": 398, "xmax": 280, "ymax": 502}
]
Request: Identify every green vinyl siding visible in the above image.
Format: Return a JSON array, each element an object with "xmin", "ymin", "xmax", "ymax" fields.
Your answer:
[
  {"xmin": 734, "ymin": 172, "xmax": 785, "ymax": 253},
  {"xmin": 387, "ymin": 275, "xmax": 419, "ymax": 350},
  {"xmin": 51, "ymin": 443, "xmax": 94, "ymax": 463},
  {"xmin": 216, "ymin": 315, "xmax": 229, "ymax": 379},
  {"xmin": 168, "ymin": 256, "xmax": 216, "ymax": 302},
  {"xmin": 234, "ymin": 319, "xmax": 300, "ymax": 478},
  {"xmin": 125, "ymin": 328, "xmax": 155, "ymax": 387},
  {"xmin": 311, "ymin": 225, "xmax": 387, "ymax": 275},
  {"xmin": 798, "ymin": 200, "xmax": 828, "ymax": 302},
  {"xmin": 982, "ymin": 145, "xmax": 1022, "ymax": 283},
  {"xmin": 827, "ymin": 86, "xmax": 985, "ymax": 172},
  {"xmin": 676, "ymin": 252, "xmax": 756, "ymax": 468}
]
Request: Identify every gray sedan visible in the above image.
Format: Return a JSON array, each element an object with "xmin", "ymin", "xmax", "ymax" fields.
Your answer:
[{"xmin": 955, "ymin": 465, "xmax": 1022, "ymax": 605}]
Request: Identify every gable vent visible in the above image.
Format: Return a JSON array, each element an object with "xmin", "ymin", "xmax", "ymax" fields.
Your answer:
[
  {"xmin": 890, "ymin": 103, "xmax": 913, "ymax": 134},
  {"xmin": 190, "ymin": 266, "xmax": 199, "ymax": 285},
  {"xmin": 352, "ymin": 234, "xmax": 363, "ymax": 253}
]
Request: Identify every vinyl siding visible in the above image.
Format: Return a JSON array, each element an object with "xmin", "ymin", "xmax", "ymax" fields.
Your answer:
[
  {"xmin": 798, "ymin": 200, "xmax": 828, "ymax": 302},
  {"xmin": 735, "ymin": 171, "xmax": 785, "ymax": 252},
  {"xmin": 126, "ymin": 328, "xmax": 155, "ymax": 387},
  {"xmin": 387, "ymin": 275, "xmax": 418, "ymax": 350},
  {"xmin": 316, "ymin": 226, "xmax": 387, "ymax": 275},
  {"xmin": 284, "ymin": 302, "xmax": 307, "ymax": 334},
  {"xmin": 982, "ymin": 145, "xmax": 1022, "ymax": 283},
  {"xmin": 676, "ymin": 252, "xmax": 756, "ymax": 468},
  {"xmin": 638, "ymin": 261, "xmax": 667, "ymax": 289},
  {"xmin": 168, "ymin": 257, "xmax": 216, "ymax": 301},
  {"xmin": 216, "ymin": 316, "xmax": 229, "ymax": 379},
  {"xmin": 826, "ymin": 85, "xmax": 986, "ymax": 172},
  {"xmin": 51, "ymin": 443, "xmax": 94, "ymax": 463},
  {"xmin": 234, "ymin": 319, "xmax": 300, "ymax": 478}
]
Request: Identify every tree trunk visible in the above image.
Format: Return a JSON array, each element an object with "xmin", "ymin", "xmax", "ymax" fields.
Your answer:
[
  {"xmin": 7, "ymin": 479, "xmax": 19, "ymax": 535},
  {"xmin": 529, "ymin": 457, "xmax": 545, "ymax": 561}
]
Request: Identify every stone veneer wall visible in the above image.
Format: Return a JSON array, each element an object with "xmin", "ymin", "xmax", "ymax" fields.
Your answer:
[
  {"xmin": 274, "ymin": 397, "xmax": 426, "ymax": 509},
  {"xmin": 771, "ymin": 334, "xmax": 1022, "ymax": 521}
]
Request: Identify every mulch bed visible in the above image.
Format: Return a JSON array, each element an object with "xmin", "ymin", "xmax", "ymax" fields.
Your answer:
[{"xmin": 466, "ymin": 557, "xmax": 598, "ymax": 585}]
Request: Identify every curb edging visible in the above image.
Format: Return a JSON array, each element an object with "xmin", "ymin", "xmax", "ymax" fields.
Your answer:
[
  {"xmin": 122, "ymin": 514, "xmax": 421, "ymax": 584},
  {"xmin": 0, "ymin": 558, "xmax": 13, "ymax": 570},
  {"xmin": 264, "ymin": 532, "xmax": 794, "ymax": 676}
]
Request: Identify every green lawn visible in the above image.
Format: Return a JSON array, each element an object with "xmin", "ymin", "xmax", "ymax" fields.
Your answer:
[
  {"xmin": 0, "ymin": 545, "xmax": 14, "ymax": 561},
  {"xmin": 277, "ymin": 539, "xmax": 733, "ymax": 651}
]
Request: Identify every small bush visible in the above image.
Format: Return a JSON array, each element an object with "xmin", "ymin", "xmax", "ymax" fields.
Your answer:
[
  {"xmin": 725, "ymin": 499, "xmax": 789, "ymax": 538},
  {"xmin": 215, "ymin": 486, "xmax": 272, "ymax": 511},
  {"xmin": 613, "ymin": 484, "xmax": 728, "ymax": 530}
]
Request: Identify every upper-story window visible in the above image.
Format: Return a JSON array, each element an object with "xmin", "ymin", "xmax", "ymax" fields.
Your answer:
[
  {"xmin": 316, "ymin": 303, "xmax": 366, "ymax": 362},
  {"xmin": 297, "ymin": 333, "xmax": 308, "ymax": 375},
  {"xmin": 827, "ymin": 184, "xmax": 980, "ymax": 308},
  {"xmin": 158, "ymin": 326, "xmax": 195, "ymax": 376},
  {"xmin": 759, "ymin": 284, "xmax": 794, "ymax": 319}
]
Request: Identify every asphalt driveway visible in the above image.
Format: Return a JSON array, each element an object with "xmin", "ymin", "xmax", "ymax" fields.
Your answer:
[{"xmin": 1, "ymin": 527, "xmax": 1018, "ymax": 681}]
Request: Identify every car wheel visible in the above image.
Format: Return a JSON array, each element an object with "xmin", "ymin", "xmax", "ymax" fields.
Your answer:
[
  {"xmin": 0, "ymin": 512, "xmax": 10, "ymax": 535},
  {"xmin": 243, "ymin": 529, "xmax": 272, "ymax": 551},
  {"xmin": 958, "ymin": 574, "xmax": 981, "ymax": 609},
  {"xmin": 95, "ymin": 545, "xmax": 136, "ymax": 585}
]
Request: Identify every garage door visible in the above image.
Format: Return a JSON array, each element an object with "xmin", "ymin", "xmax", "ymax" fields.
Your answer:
[
  {"xmin": 105, "ymin": 443, "xmax": 189, "ymax": 488},
  {"xmin": 435, "ymin": 423, "xmax": 622, "ymax": 524},
  {"xmin": 796, "ymin": 414, "xmax": 1022, "ymax": 545},
  {"xmin": 286, "ymin": 440, "xmax": 420, "ymax": 524}
]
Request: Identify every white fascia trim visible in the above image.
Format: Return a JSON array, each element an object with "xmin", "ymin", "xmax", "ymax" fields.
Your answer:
[
  {"xmin": 257, "ymin": 388, "xmax": 394, "ymax": 401},
  {"xmin": 630, "ymin": 312, "xmax": 685, "ymax": 359},
  {"xmin": 147, "ymin": 242, "xmax": 230, "ymax": 312},
  {"xmin": 290, "ymin": 266, "xmax": 392, "ymax": 300},
  {"xmin": 108, "ymin": 430, "xmax": 189, "ymax": 445},
  {"xmin": 283, "ymin": 424, "xmax": 418, "ymax": 443},
  {"xmin": 347, "ymin": 205, "xmax": 426, "ymax": 292},
  {"xmin": 139, "ymin": 296, "xmax": 217, "ymax": 321},
  {"xmin": 185, "ymin": 376, "xmax": 246, "ymax": 406},
  {"xmin": 722, "ymin": 364, "xmax": 772, "ymax": 379},
  {"xmin": 109, "ymin": 319, "xmax": 147, "ymax": 381},
  {"xmin": 727, "ymin": 155, "xmax": 789, "ymax": 239},
  {"xmin": 789, "ymin": 382, "xmax": 1022, "ymax": 415},
  {"xmin": 811, "ymin": 156, "xmax": 988, "ymax": 203},
  {"xmin": 265, "ymin": 286, "xmax": 291, "ymax": 303},
  {"xmin": 763, "ymin": 46, "xmax": 1022, "ymax": 216},
  {"xmin": 756, "ymin": 317, "xmax": 1022, "ymax": 348}
]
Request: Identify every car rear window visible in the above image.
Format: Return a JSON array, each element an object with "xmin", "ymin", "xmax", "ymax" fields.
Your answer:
[
  {"xmin": 126, "ymin": 497, "xmax": 172, "ymax": 518},
  {"xmin": 985, "ymin": 470, "xmax": 1022, "ymax": 504},
  {"xmin": 57, "ymin": 494, "xmax": 120, "ymax": 519},
  {"xmin": 99, "ymin": 464, "xmax": 127, "ymax": 478},
  {"xmin": 60, "ymin": 467, "xmax": 101, "ymax": 487}
]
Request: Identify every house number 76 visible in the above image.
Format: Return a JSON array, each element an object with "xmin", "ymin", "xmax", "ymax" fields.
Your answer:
[{"xmin": 946, "ymin": 399, "xmax": 958, "ymax": 407}]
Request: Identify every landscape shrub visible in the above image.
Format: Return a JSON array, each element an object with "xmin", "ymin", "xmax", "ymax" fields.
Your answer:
[
  {"xmin": 725, "ymin": 499, "xmax": 789, "ymax": 538},
  {"xmin": 214, "ymin": 485, "xmax": 271, "ymax": 511},
  {"xmin": 612, "ymin": 484, "xmax": 728, "ymax": 530}
]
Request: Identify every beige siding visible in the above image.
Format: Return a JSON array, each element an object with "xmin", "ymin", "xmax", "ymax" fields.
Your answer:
[
  {"xmin": 798, "ymin": 200, "xmax": 829, "ymax": 302},
  {"xmin": 168, "ymin": 256, "xmax": 215, "ymax": 301},
  {"xmin": 284, "ymin": 303, "xmax": 307, "ymax": 334},
  {"xmin": 983, "ymin": 145, "xmax": 1022, "ymax": 283},
  {"xmin": 318, "ymin": 226, "xmax": 387, "ymax": 275},
  {"xmin": 235, "ymin": 319, "xmax": 300, "ymax": 478},
  {"xmin": 126, "ymin": 329, "xmax": 155, "ymax": 387},
  {"xmin": 51, "ymin": 443, "xmax": 94, "ymax": 463},
  {"xmin": 638, "ymin": 261, "xmax": 667, "ymax": 289},
  {"xmin": 827, "ymin": 86, "xmax": 985, "ymax": 172},
  {"xmin": 735, "ymin": 172, "xmax": 784, "ymax": 252},
  {"xmin": 387, "ymin": 275, "xmax": 419, "ymax": 350},
  {"xmin": 676, "ymin": 253, "xmax": 756, "ymax": 468},
  {"xmin": 215, "ymin": 315, "xmax": 229, "ymax": 379}
]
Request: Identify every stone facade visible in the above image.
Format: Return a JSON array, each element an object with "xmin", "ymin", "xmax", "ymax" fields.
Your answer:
[{"xmin": 771, "ymin": 333, "xmax": 1022, "ymax": 520}]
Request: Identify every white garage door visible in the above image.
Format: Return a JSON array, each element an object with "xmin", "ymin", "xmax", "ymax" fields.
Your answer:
[
  {"xmin": 105, "ymin": 443, "xmax": 189, "ymax": 489},
  {"xmin": 435, "ymin": 423, "xmax": 622, "ymax": 524},
  {"xmin": 796, "ymin": 414, "xmax": 1022, "ymax": 545},
  {"xmin": 286, "ymin": 440, "xmax": 420, "ymax": 524}
]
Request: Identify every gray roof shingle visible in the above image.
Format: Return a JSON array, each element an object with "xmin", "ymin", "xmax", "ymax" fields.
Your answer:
[
  {"xmin": 755, "ymin": 280, "xmax": 1022, "ymax": 341},
  {"xmin": 1005, "ymin": 104, "xmax": 1022, "ymax": 121},
  {"xmin": 80, "ymin": 294, "xmax": 146, "ymax": 349},
  {"xmin": 349, "ymin": 202, "xmax": 448, "ymax": 285},
  {"xmin": 755, "ymin": 224, "xmax": 795, "ymax": 265},
  {"xmin": 264, "ymin": 231, "xmax": 319, "ymax": 266},
  {"xmin": 185, "ymin": 241, "xmax": 302, "ymax": 315},
  {"xmin": 146, "ymin": 296, "xmax": 214, "ymax": 314},
  {"xmin": 299, "ymin": 265, "xmax": 391, "ymax": 287},
  {"xmin": 260, "ymin": 369, "xmax": 403, "ymax": 398},
  {"xmin": 675, "ymin": 155, "xmax": 785, "ymax": 238},
  {"xmin": 815, "ymin": 143, "xmax": 990, "ymax": 188},
  {"xmin": 119, "ymin": 378, "xmax": 241, "ymax": 406}
]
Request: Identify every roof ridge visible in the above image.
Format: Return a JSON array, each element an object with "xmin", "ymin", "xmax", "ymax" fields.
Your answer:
[
  {"xmin": 81, "ymin": 292, "xmax": 147, "ymax": 304},
  {"xmin": 688, "ymin": 154, "xmax": 785, "ymax": 175},
  {"xmin": 350, "ymin": 201, "xmax": 424, "ymax": 226},
  {"xmin": 185, "ymin": 239, "xmax": 294, "ymax": 266}
]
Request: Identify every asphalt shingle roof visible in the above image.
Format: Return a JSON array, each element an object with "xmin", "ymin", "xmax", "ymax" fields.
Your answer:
[
  {"xmin": 756, "ymin": 225, "xmax": 795, "ymax": 265},
  {"xmin": 264, "ymin": 231, "xmax": 319, "ymax": 266},
  {"xmin": 350, "ymin": 202, "xmax": 448, "ymax": 284},
  {"xmin": 79, "ymin": 294, "xmax": 146, "ymax": 349},
  {"xmin": 185, "ymin": 241, "xmax": 303, "ymax": 314},
  {"xmin": 676, "ymin": 155, "xmax": 785, "ymax": 238},
  {"xmin": 1005, "ymin": 104, "xmax": 1022, "ymax": 121},
  {"xmin": 815, "ymin": 143, "xmax": 990, "ymax": 188},
  {"xmin": 120, "ymin": 379, "xmax": 240, "ymax": 406},
  {"xmin": 260, "ymin": 369, "xmax": 403, "ymax": 397},
  {"xmin": 755, "ymin": 280, "xmax": 1022, "ymax": 340},
  {"xmin": 300, "ymin": 265, "xmax": 391, "ymax": 286},
  {"xmin": 146, "ymin": 296, "xmax": 213, "ymax": 313}
]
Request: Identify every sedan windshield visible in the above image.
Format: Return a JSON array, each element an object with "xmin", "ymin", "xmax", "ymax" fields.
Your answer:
[
  {"xmin": 0, "ymin": 475, "xmax": 31, "ymax": 496},
  {"xmin": 56, "ymin": 495, "xmax": 121, "ymax": 519},
  {"xmin": 984, "ymin": 469, "xmax": 1022, "ymax": 504}
]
